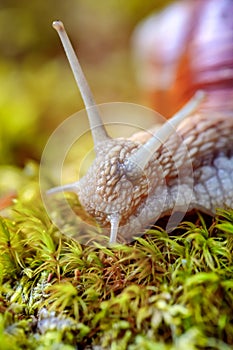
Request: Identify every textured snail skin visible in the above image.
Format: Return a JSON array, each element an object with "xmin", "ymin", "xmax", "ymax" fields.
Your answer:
[{"xmin": 76, "ymin": 108, "xmax": 233, "ymax": 240}]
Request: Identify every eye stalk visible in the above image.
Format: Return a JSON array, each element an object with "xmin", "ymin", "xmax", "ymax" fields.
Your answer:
[
  {"xmin": 52, "ymin": 20, "xmax": 110, "ymax": 148},
  {"xmin": 124, "ymin": 90, "xmax": 205, "ymax": 174}
]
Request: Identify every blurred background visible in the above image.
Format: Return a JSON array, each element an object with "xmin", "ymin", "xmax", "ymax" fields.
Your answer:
[{"xmin": 0, "ymin": 0, "xmax": 173, "ymax": 167}]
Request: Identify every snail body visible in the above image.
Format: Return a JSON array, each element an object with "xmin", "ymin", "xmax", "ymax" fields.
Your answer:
[{"xmin": 47, "ymin": 9, "xmax": 233, "ymax": 243}]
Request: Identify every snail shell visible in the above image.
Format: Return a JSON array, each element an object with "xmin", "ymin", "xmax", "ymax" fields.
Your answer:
[{"xmin": 133, "ymin": 0, "xmax": 233, "ymax": 115}]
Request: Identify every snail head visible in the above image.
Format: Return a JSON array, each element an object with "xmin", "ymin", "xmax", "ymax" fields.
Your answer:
[{"xmin": 48, "ymin": 21, "xmax": 205, "ymax": 243}]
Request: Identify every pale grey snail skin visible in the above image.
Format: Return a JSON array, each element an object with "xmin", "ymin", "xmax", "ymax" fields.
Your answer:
[{"xmin": 48, "ymin": 21, "xmax": 233, "ymax": 244}]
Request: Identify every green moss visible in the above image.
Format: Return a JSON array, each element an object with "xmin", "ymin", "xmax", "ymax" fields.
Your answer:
[{"xmin": 0, "ymin": 172, "xmax": 233, "ymax": 349}]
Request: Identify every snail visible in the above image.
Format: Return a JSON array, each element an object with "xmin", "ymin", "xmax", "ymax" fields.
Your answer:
[{"xmin": 46, "ymin": 15, "xmax": 233, "ymax": 244}]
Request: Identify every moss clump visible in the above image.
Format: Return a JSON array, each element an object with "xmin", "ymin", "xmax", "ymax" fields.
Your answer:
[{"xmin": 0, "ymin": 174, "xmax": 233, "ymax": 349}]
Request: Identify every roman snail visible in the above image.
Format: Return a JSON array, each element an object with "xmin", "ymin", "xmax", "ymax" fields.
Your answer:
[{"xmin": 43, "ymin": 6, "xmax": 233, "ymax": 244}]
